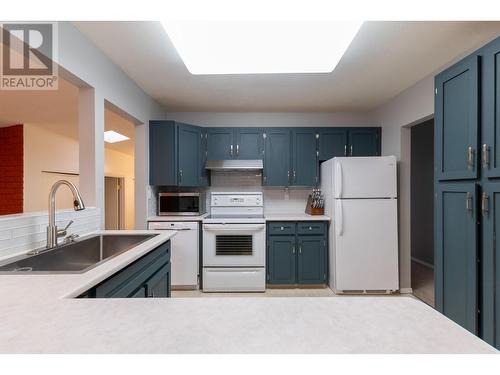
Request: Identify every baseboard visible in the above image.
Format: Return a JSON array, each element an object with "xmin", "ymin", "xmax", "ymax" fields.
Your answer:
[
  {"xmin": 411, "ymin": 257, "xmax": 434, "ymax": 269},
  {"xmin": 400, "ymin": 288, "xmax": 413, "ymax": 294}
]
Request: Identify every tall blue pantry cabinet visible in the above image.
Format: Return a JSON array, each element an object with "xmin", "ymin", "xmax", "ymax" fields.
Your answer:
[{"xmin": 435, "ymin": 35, "xmax": 500, "ymax": 348}]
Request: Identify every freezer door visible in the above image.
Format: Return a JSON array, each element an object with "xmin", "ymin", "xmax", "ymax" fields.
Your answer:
[
  {"xmin": 334, "ymin": 199, "xmax": 399, "ymax": 291},
  {"xmin": 333, "ymin": 156, "xmax": 397, "ymax": 198}
]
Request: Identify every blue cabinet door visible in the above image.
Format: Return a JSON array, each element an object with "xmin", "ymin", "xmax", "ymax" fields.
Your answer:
[
  {"xmin": 178, "ymin": 123, "xmax": 202, "ymax": 186},
  {"xmin": 292, "ymin": 128, "xmax": 318, "ymax": 186},
  {"xmin": 264, "ymin": 129, "xmax": 292, "ymax": 186},
  {"xmin": 200, "ymin": 129, "xmax": 209, "ymax": 186},
  {"xmin": 482, "ymin": 39, "xmax": 500, "ymax": 178},
  {"xmin": 235, "ymin": 128, "xmax": 264, "ymax": 159},
  {"xmin": 435, "ymin": 56, "xmax": 479, "ymax": 180},
  {"xmin": 297, "ymin": 235, "xmax": 326, "ymax": 284},
  {"xmin": 206, "ymin": 128, "xmax": 234, "ymax": 160},
  {"xmin": 480, "ymin": 183, "xmax": 500, "ymax": 348},
  {"xmin": 146, "ymin": 263, "xmax": 170, "ymax": 298},
  {"xmin": 348, "ymin": 128, "xmax": 380, "ymax": 156},
  {"xmin": 318, "ymin": 128, "xmax": 348, "ymax": 160},
  {"xmin": 267, "ymin": 235, "xmax": 296, "ymax": 284},
  {"xmin": 149, "ymin": 121, "xmax": 177, "ymax": 185},
  {"xmin": 435, "ymin": 183, "xmax": 478, "ymax": 334}
]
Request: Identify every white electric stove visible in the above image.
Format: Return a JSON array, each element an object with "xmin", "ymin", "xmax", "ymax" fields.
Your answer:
[{"xmin": 202, "ymin": 192, "xmax": 266, "ymax": 292}]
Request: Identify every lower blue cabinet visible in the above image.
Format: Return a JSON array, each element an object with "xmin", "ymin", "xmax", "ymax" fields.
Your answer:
[
  {"xmin": 267, "ymin": 222, "xmax": 327, "ymax": 285},
  {"xmin": 80, "ymin": 241, "xmax": 171, "ymax": 298}
]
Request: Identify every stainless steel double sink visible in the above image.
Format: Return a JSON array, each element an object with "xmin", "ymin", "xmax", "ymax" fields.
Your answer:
[{"xmin": 0, "ymin": 234, "xmax": 157, "ymax": 274}]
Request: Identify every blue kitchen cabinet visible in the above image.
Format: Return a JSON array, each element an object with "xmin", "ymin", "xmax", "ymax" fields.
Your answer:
[
  {"xmin": 82, "ymin": 241, "xmax": 171, "ymax": 298},
  {"xmin": 297, "ymin": 235, "xmax": 327, "ymax": 284},
  {"xmin": 435, "ymin": 56, "xmax": 479, "ymax": 181},
  {"xmin": 235, "ymin": 128, "xmax": 264, "ymax": 159},
  {"xmin": 482, "ymin": 38, "xmax": 500, "ymax": 179},
  {"xmin": 267, "ymin": 221, "xmax": 327, "ymax": 285},
  {"xmin": 178, "ymin": 123, "xmax": 203, "ymax": 187},
  {"xmin": 149, "ymin": 121, "xmax": 207, "ymax": 187},
  {"xmin": 292, "ymin": 128, "xmax": 318, "ymax": 186},
  {"xmin": 149, "ymin": 121, "xmax": 177, "ymax": 186},
  {"xmin": 348, "ymin": 128, "xmax": 381, "ymax": 157},
  {"xmin": 263, "ymin": 129, "xmax": 292, "ymax": 186},
  {"xmin": 200, "ymin": 129, "xmax": 209, "ymax": 186},
  {"xmin": 206, "ymin": 127, "xmax": 234, "ymax": 160},
  {"xmin": 318, "ymin": 128, "xmax": 348, "ymax": 160},
  {"xmin": 267, "ymin": 235, "xmax": 297, "ymax": 284},
  {"xmin": 435, "ymin": 183, "xmax": 478, "ymax": 334}
]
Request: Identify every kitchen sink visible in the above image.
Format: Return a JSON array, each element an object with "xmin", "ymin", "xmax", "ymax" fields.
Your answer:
[{"xmin": 0, "ymin": 234, "xmax": 157, "ymax": 274}]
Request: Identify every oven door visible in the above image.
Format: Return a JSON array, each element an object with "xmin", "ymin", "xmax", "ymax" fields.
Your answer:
[{"xmin": 203, "ymin": 223, "xmax": 266, "ymax": 267}]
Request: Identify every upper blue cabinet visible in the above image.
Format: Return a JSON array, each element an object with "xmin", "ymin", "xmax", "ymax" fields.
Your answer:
[
  {"xmin": 149, "ymin": 121, "xmax": 208, "ymax": 187},
  {"xmin": 318, "ymin": 127, "xmax": 380, "ymax": 160},
  {"xmin": 482, "ymin": 38, "xmax": 500, "ymax": 178},
  {"xmin": 263, "ymin": 128, "xmax": 292, "ymax": 186},
  {"xmin": 348, "ymin": 128, "xmax": 381, "ymax": 157},
  {"xmin": 435, "ymin": 55, "xmax": 479, "ymax": 181},
  {"xmin": 318, "ymin": 128, "xmax": 348, "ymax": 160},
  {"xmin": 292, "ymin": 128, "xmax": 318, "ymax": 186},
  {"xmin": 206, "ymin": 127, "xmax": 264, "ymax": 160}
]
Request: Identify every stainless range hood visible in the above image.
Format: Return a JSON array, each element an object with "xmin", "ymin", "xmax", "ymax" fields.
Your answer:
[{"xmin": 205, "ymin": 159, "xmax": 263, "ymax": 171}]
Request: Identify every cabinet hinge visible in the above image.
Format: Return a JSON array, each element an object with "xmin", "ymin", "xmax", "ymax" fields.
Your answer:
[
  {"xmin": 316, "ymin": 150, "xmax": 319, "ymax": 157},
  {"xmin": 263, "ymin": 133, "xmax": 267, "ymax": 139}
]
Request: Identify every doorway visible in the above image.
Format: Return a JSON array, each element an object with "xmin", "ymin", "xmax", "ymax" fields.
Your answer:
[
  {"xmin": 105, "ymin": 176, "xmax": 125, "ymax": 230},
  {"xmin": 410, "ymin": 118, "xmax": 435, "ymax": 306}
]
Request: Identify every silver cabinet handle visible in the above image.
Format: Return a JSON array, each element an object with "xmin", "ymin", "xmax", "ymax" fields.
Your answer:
[
  {"xmin": 298, "ymin": 244, "xmax": 302, "ymax": 254},
  {"xmin": 292, "ymin": 245, "xmax": 295, "ymax": 254},
  {"xmin": 350, "ymin": 145, "xmax": 353, "ymax": 156},
  {"xmin": 466, "ymin": 192, "xmax": 473, "ymax": 214},
  {"xmin": 466, "ymin": 146, "xmax": 474, "ymax": 170},
  {"xmin": 230, "ymin": 144, "xmax": 233, "ymax": 157},
  {"xmin": 293, "ymin": 170, "xmax": 296, "ymax": 182},
  {"xmin": 280, "ymin": 226, "xmax": 284, "ymax": 231},
  {"xmin": 236, "ymin": 144, "xmax": 239, "ymax": 157},
  {"xmin": 482, "ymin": 144, "xmax": 490, "ymax": 169},
  {"xmin": 481, "ymin": 192, "xmax": 489, "ymax": 217},
  {"xmin": 344, "ymin": 144, "xmax": 347, "ymax": 156},
  {"xmin": 287, "ymin": 170, "xmax": 290, "ymax": 184},
  {"xmin": 179, "ymin": 169, "xmax": 182, "ymax": 183}
]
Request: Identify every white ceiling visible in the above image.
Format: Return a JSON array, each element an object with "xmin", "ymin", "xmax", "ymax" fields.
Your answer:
[{"xmin": 74, "ymin": 21, "xmax": 500, "ymax": 112}]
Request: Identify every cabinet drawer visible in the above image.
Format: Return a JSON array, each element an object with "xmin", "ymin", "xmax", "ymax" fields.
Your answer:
[
  {"xmin": 267, "ymin": 222, "xmax": 296, "ymax": 235},
  {"xmin": 297, "ymin": 222, "xmax": 326, "ymax": 235}
]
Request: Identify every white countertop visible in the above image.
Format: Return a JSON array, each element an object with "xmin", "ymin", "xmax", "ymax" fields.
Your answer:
[
  {"xmin": 148, "ymin": 213, "xmax": 208, "ymax": 222},
  {"xmin": 0, "ymin": 229, "xmax": 495, "ymax": 353},
  {"xmin": 265, "ymin": 213, "xmax": 331, "ymax": 221}
]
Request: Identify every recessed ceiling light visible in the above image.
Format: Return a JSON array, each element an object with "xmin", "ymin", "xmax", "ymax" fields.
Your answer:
[
  {"xmin": 162, "ymin": 20, "xmax": 362, "ymax": 75},
  {"xmin": 104, "ymin": 130, "xmax": 130, "ymax": 143}
]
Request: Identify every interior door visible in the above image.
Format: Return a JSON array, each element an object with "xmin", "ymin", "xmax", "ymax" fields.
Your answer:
[
  {"xmin": 104, "ymin": 176, "xmax": 122, "ymax": 230},
  {"xmin": 435, "ymin": 183, "xmax": 478, "ymax": 334},
  {"xmin": 435, "ymin": 56, "xmax": 479, "ymax": 181},
  {"xmin": 480, "ymin": 183, "xmax": 500, "ymax": 348},
  {"xmin": 334, "ymin": 198, "xmax": 399, "ymax": 291},
  {"xmin": 482, "ymin": 39, "xmax": 500, "ymax": 178}
]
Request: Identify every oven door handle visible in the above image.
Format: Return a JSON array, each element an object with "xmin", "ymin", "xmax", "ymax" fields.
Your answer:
[
  {"xmin": 203, "ymin": 224, "xmax": 265, "ymax": 231},
  {"xmin": 150, "ymin": 228, "xmax": 191, "ymax": 231}
]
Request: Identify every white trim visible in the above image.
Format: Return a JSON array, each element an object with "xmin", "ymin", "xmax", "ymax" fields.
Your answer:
[{"xmin": 400, "ymin": 288, "xmax": 413, "ymax": 294}]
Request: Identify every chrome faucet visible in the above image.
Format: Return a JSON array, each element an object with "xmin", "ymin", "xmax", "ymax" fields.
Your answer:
[{"xmin": 46, "ymin": 180, "xmax": 85, "ymax": 249}]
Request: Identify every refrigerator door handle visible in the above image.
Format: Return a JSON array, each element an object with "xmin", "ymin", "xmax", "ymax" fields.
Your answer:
[
  {"xmin": 335, "ymin": 162, "xmax": 343, "ymax": 198},
  {"xmin": 336, "ymin": 200, "xmax": 343, "ymax": 236}
]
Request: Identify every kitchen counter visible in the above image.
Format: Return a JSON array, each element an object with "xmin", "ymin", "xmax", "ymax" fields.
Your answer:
[
  {"xmin": 148, "ymin": 214, "xmax": 208, "ymax": 222},
  {"xmin": 265, "ymin": 213, "xmax": 331, "ymax": 221},
  {"xmin": 0, "ymin": 226, "xmax": 496, "ymax": 353}
]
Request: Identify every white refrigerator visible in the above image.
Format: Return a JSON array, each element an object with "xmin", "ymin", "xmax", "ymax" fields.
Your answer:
[{"xmin": 321, "ymin": 156, "xmax": 399, "ymax": 293}]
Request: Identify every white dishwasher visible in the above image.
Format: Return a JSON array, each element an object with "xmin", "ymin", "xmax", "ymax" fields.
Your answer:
[{"xmin": 148, "ymin": 221, "xmax": 199, "ymax": 290}]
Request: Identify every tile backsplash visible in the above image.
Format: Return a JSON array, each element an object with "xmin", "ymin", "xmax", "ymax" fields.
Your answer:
[
  {"xmin": 0, "ymin": 207, "xmax": 101, "ymax": 260},
  {"xmin": 149, "ymin": 170, "xmax": 313, "ymax": 216}
]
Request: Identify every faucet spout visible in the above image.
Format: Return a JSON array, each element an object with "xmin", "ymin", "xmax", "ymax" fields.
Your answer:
[{"xmin": 46, "ymin": 180, "xmax": 85, "ymax": 249}]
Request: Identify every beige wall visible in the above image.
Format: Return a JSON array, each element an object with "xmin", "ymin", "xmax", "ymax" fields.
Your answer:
[
  {"xmin": 23, "ymin": 123, "xmax": 80, "ymax": 212},
  {"xmin": 104, "ymin": 147, "xmax": 135, "ymax": 230}
]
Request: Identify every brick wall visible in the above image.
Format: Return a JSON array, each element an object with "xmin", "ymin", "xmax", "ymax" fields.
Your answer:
[{"xmin": 0, "ymin": 124, "xmax": 23, "ymax": 215}]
